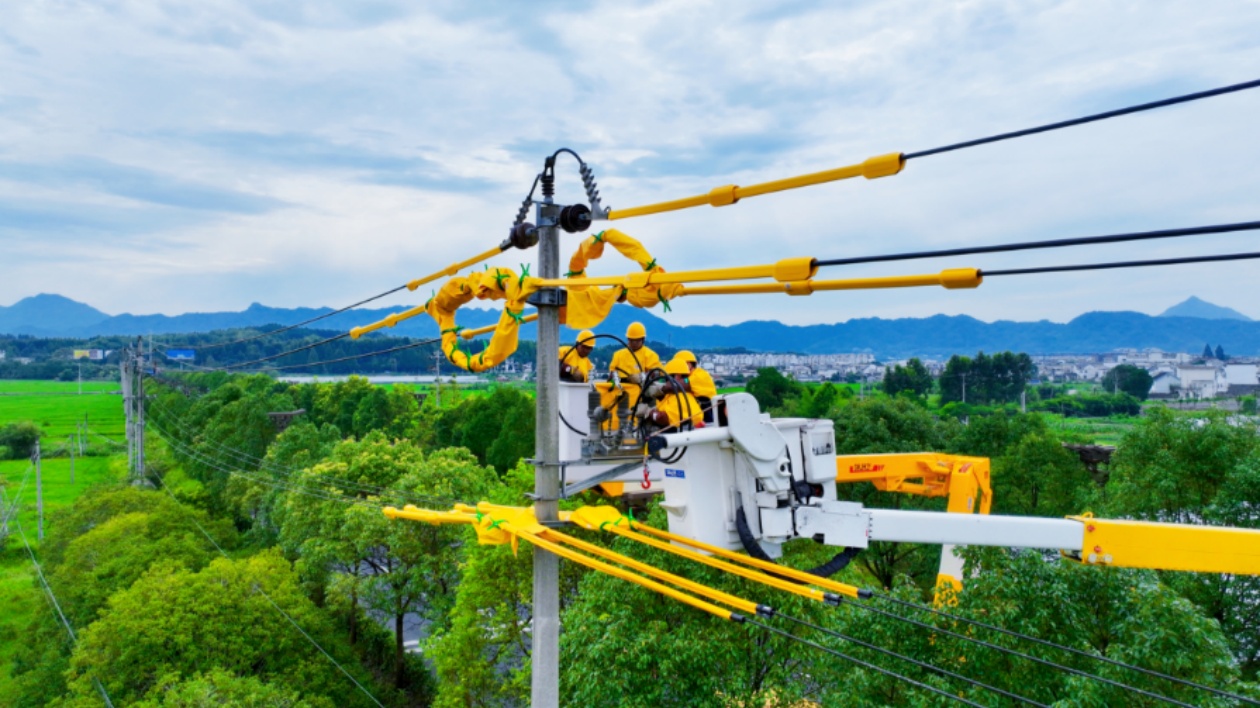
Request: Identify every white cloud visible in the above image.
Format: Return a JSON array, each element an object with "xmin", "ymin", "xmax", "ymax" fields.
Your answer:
[{"xmin": 1, "ymin": 0, "xmax": 1259, "ymax": 327}]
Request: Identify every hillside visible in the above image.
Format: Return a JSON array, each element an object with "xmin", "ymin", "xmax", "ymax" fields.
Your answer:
[
  {"xmin": 4, "ymin": 294, "xmax": 1260, "ymax": 357},
  {"xmin": 1159, "ymin": 296, "xmax": 1253, "ymax": 321}
]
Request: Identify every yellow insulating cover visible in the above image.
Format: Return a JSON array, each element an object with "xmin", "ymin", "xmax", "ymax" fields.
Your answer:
[
  {"xmin": 428, "ymin": 267, "xmax": 539, "ymax": 373},
  {"xmin": 562, "ymin": 229, "xmax": 683, "ymax": 329},
  {"xmin": 861, "ymin": 152, "xmax": 905, "ymax": 179},
  {"xmin": 707, "ymin": 184, "xmax": 739, "ymax": 207},
  {"xmin": 773, "ymin": 257, "xmax": 817, "ymax": 283},
  {"xmin": 941, "ymin": 268, "xmax": 983, "ymax": 289}
]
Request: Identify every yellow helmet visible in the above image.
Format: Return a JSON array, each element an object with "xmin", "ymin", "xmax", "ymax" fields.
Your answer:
[
  {"xmin": 626, "ymin": 322, "xmax": 646, "ymax": 339},
  {"xmin": 576, "ymin": 330, "xmax": 595, "ymax": 345},
  {"xmin": 675, "ymin": 350, "xmax": 697, "ymax": 364},
  {"xmin": 665, "ymin": 358, "xmax": 690, "ymax": 376}
]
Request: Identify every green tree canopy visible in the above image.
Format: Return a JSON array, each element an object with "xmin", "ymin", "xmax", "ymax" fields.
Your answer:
[
  {"xmin": 65, "ymin": 551, "xmax": 377, "ymax": 706},
  {"xmin": 883, "ymin": 357, "xmax": 932, "ymax": 398},
  {"xmin": 1101, "ymin": 364, "xmax": 1154, "ymax": 400},
  {"xmin": 745, "ymin": 367, "xmax": 804, "ymax": 411}
]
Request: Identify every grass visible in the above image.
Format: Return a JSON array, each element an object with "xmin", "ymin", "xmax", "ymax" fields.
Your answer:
[
  {"xmin": 0, "ymin": 383, "xmax": 126, "ymax": 442},
  {"xmin": 0, "ymin": 380, "xmax": 120, "ymax": 395},
  {"xmin": 0, "ymin": 387, "xmax": 127, "ymax": 704}
]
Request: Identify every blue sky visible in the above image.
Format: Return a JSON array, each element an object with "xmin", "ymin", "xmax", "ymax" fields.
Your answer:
[{"xmin": 2, "ymin": 1, "xmax": 1259, "ymax": 326}]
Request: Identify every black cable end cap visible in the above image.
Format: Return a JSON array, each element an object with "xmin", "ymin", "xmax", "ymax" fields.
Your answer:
[
  {"xmin": 730, "ymin": 612, "xmax": 747, "ymax": 623},
  {"xmin": 823, "ymin": 592, "xmax": 842, "ymax": 606},
  {"xmin": 756, "ymin": 604, "xmax": 774, "ymax": 618},
  {"xmin": 857, "ymin": 588, "xmax": 873, "ymax": 600}
]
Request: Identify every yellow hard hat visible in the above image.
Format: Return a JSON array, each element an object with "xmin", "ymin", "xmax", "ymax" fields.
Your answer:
[
  {"xmin": 675, "ymin": 350, "xmax": 697, "ymax": 364},
  {"xmin": 626, "ymin": 322, "xmax": 646, "ymax": 339},
  {"xmin": 665, "ymin": 358, "xmax": 690, "ymax": 376},
  {"xmin": 576, "ymin": 330, "xmax": 595, "ymax": 345}
]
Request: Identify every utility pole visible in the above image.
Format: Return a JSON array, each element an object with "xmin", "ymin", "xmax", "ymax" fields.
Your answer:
[
  {"xmin": 433, "ymin": 350, "xmax": 443, "ymax": 407},
  {"xmin": 122, "ymin": 351, "xmax": 133, "ymax": 475},
  {"xmin": 68, "ymin": 436, "xmax": 75, "ymax": 485},
  {"xmin": 530, "ymin": 175, "xmax": 563, "ymax": 708},
  {"xmin": 136, "ymin": 338, "xmax": 145, "ymax": 482},
  {"xmin": 77, "ymin": 362, "xmax": 82, "ymax": 395},
  {"xmin": 34, "ymin": 439, "xmax": 42, "ymax": 541}
]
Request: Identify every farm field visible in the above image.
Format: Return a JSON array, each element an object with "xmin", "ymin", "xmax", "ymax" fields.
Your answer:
[
  {"xmin": 0, "ymin": 380, "xmax": 125, "ymax": 442},
  {"xmin": 0, "ymin": 380, "xmax": 120, "ymax": 395},
  {"xmin": 0, "ymin": 379, "xmax": 128, "ymax": 700}
]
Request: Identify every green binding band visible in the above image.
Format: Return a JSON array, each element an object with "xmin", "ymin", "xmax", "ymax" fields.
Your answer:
[
  {"xmin": 517, "ymin": 263, "xmax": 531, "ymax": 289},
  {"xmin": 643, "ymin": 258, "xmax": 657, "ymax": 271},
  {"xmin": 593, "ymin": 231, "xmax": 605, "ymax": 243}
]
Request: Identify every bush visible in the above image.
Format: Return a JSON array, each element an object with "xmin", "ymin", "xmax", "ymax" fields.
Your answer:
[{"xmin": 0, "ymin": 421, "xmax": 40, "ymax": 459}]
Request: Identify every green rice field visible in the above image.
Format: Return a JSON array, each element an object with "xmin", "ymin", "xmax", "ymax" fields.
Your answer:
[
  {"xmin": 0, "ymin": 380, "xmax": 126, "ymax": 442},
  {"xmin": 0, "ymin": 380, "xmax": 127, "ymax": 700}
]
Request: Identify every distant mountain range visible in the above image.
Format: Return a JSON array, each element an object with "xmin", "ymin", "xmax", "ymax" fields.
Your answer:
[
  {"xmin": 2, "ymin": 294, "xmax": 1259, "ymax": 358},
  {"xmin": 1158, "ymin": 296, "xmax": 1252, "ymax": 322}
]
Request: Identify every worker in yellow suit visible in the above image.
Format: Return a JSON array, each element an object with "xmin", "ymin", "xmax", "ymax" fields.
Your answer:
[
  {"xmin": 609, "ymin": 321, "xmax": 661, "ymax": 415},
  {"xmin": 673, "ymin": 350, "xmax": 717, "ymax": 423},
  {"xmin": 559, "ymin": 330, "xmax": 596, "ymax": 382},
  {"xmin": 648, "ymin": 358, "xmax": 703, "ymax": 430}
]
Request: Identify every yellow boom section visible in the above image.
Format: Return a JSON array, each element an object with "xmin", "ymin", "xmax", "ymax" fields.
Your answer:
[
  {"xmin": 837, "ymin": 453, "xmax": 992, "ymax": 515},
  {"xmin": 1067, "ymin": 515, "xmax": 1260, "ymax": 574}
]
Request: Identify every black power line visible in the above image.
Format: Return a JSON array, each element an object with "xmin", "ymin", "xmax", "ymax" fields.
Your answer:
[
  {"xmin": 748, "ymin": 619, "xmax": 988, "ymax": 707},
  {"xmin": 160, "ymin": 285, "xmax": 409, "ymax": 352},
  {"xmin": 877, "ymin": 595, "xmax": 1260, "ymax": 706},
  {"xmin": 814, "ymin": 220, "xmax": 1260, "ymax": 268},
  {"xmin": 773, "ymin": 612, "xmax": 1046, "ymax": 706},
  {"xmin": 843, "ymin": 599, "xmax": 1198, "ymax": 707},
  {"xmin": 904, "ymin": 78, "xmax": 1260, "ymax": 160},
  {"xmin": 981, "ymin": 251, "xmax": 1260, "ymax": 277},
  {"xmin": 219, "ymin": 332, "xmax": 351, "ymax": 370}
]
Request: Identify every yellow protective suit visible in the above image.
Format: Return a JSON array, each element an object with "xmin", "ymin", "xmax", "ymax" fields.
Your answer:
[
  {"xmin": 426, "ymin": 266, "xmax": 538, "ymax": 373},
  {"xmin": 610, "ymin": 345, "xmax": 661, "ymax": 408},
  {"xmin": 658, "ymin": 390, "xmax": 703, "ymax": 429},
  {"xmin": 564, "ymin": 229, "xmax": 684, "ymax": 329},
  {"xmin": 688, "ymin": 366, "xmax": 718, "ymax": 399},
  {"xmin": 558, "ymin": 346, "xmax": 594, "ymax": 382}
]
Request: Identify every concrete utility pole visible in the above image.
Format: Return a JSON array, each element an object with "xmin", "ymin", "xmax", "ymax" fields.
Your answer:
[
  {"xmin": 34, "ymin": 439, "xmax": 42, "ymax": 541},
  {"xmin": 531, "ymin": 191, "xmax": 563, "ymax": 708},
  {"xmin": 68, "ymin": 436, "xmax": 75, "ymax": 485},
  {"xmin": 136, "ymin": 338, "xmax": 145, "ymax": 481},
  {"xmin": 122, "ymin": 352, "xmax": 133, "ymax": 474}
]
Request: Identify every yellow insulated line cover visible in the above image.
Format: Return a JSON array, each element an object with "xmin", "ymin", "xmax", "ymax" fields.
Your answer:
[{"xmin": 607, "ymin": 152, "xmax": 903, "ymax": 220}]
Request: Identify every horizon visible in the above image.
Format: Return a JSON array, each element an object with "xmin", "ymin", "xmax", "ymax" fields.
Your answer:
[{"xmin": 1, "ymin": 290, "xmax": 1254, "ymax": 327}]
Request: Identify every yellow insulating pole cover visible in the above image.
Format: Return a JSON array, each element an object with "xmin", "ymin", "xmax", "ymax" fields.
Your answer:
[
  {"xmin": 518, "ymin": 529, "xmax": 742, "ymax": 621},
  {"xmin": 679, "ymin": 268, "xmax": 983, "ymax": 297},
  {"xmin": 461, "ymin": 312, "xmax": 539, "ymax": 340},
  {"xmin": 406, "ymin": 245, "xmax": 505, "ymax": 292},
  {"xmin": 541, "ymin": 528, "xmax": 761, "ymax": 614},
  {"xmin": 607, "ymin": 152, "xmax": 903, "ymax": 221},
  {"xmin": 628, "ymin": 521, "xmax": 866, "ymax": 599},
  {"xmin": 536, "ymin": 259, "xmax": 822, "ymax": 290},
  {"xmin": 350, "ymin": 303, "xmax": 430, "ymax": 339}
]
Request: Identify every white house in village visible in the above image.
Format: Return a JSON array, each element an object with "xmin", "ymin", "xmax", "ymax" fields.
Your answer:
[
  {"xmin": 1176, "ymin": 365, "xmax": 1225, "ymax": 399},
  {"xmin": 1149, "ymin": 370, "xmax": 1181, "ymax": 397},
  {"xmin": 1224, "ymin": 363, "xmax": 1260, "ymax": 395}
]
